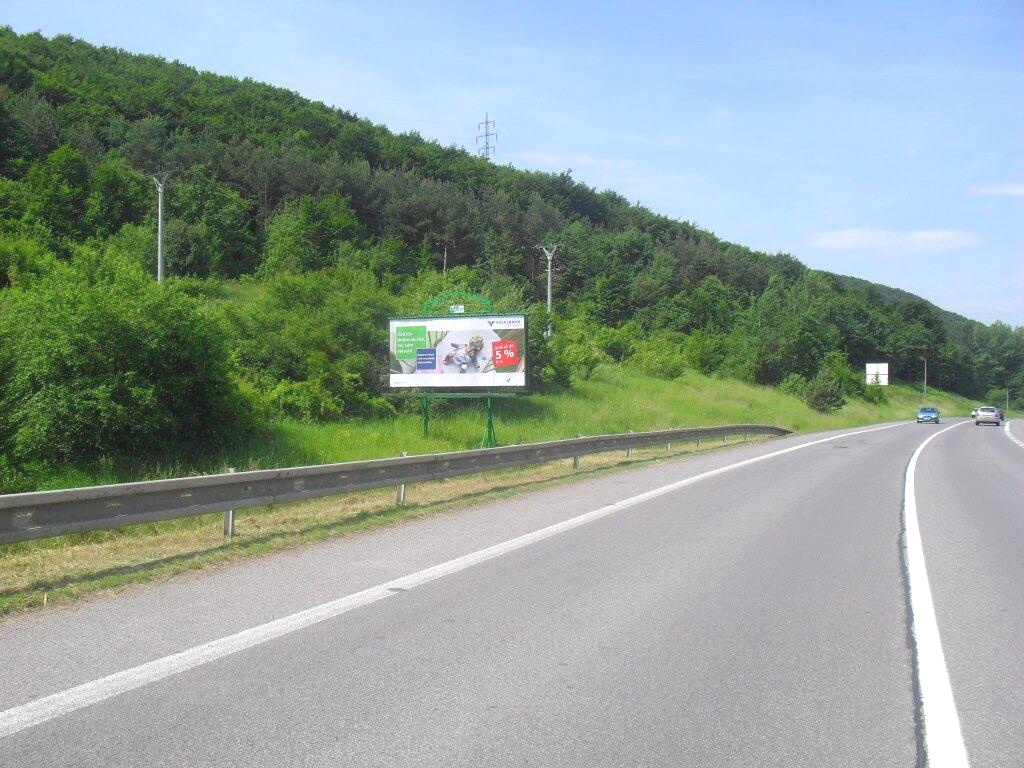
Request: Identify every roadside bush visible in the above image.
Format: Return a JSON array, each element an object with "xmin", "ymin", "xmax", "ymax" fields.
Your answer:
[
  {"xmin": 549, "ymin": 314, "xmax": 611, "ymax": 381},
  {"xmin": 778, "ymin": 373, "xmax": 807, "ymax": 398},
  {"xmin": 860, "ymin": 383, "xmax": 888, "ymax": 404},
  {"xmin": 819, "ymin": 349, "xmax": 864, "ymax": 399},
  {"xmin": 222, "ymin": 266, "xmax": 398, "ymax": 416},
  {"xmin": 626, "ymin": 333, "xmax": 687, "ymax": 380},
  {"xmin": 682, "ymin": 329, "xmax": 725, "ymax": 375},
  {"xmin": 594, "ymin": 321, "xmax": 643, "ymax": 361},
  {"xmin": 0, "ymin": 246, "xmax": 250, "ymax": 469},
  {"xmin": 266, "ymin": 379, "xmax": 343, "ymax": 422},
  {"xmin": 803, "ymin": 369, "xmax": 845, "ymax": 413}
]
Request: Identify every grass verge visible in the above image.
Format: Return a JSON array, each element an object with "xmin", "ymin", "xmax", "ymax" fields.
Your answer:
[
  {"xmin": 1, "ymin": 437, "xmax": 765, "ymax": 616},
  {"xmin": 1, "ymin": 365, "xmax": 980, "ymax": 617}
]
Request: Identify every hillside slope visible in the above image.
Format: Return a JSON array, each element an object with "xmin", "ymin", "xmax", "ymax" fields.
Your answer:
[{"xmin": 0, "ymin": 27, "xmax": 1021, "ymax": 492}]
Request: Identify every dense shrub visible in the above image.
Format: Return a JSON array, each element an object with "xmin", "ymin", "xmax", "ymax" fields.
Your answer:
[
  {"xmin": 682, "ymin": 329, "xmax": 726, "ymax": 375},
  {"xmin": 803, "ymin": 369, "xmax": 845, "ymax": 413},
  {"xmin": 0, "ymin": 245, "xmax": 250, "ymax": 469},
  {"xmin": 222, "ymin": 266, "xmax": 397, "ymax": 417},
  {"xmin": 627, "ymin": 333, "xmax": 687, "ymax": 380},
  {"xmin": 861, "ymin": 383, "xmax": 888, "ymax": 404},
  {"xmin": 778, "ymin": 373, "xmax": 808, "ymax": 398},
  {"xmin": 549, "ymin": 315, "xmax": 611, "ymax": 382}
]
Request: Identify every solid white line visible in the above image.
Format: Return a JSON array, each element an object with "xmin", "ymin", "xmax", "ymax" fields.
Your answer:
[
  {"xmin": 903, "ymin": 421, "xmax": 970, "ymax": 767},
  {"xmin": 1004, "ymin": 420, "xmax": 1024, "ymax": 448},
  {"xmin": 0, "ymin": 422, "xmax": 907, "ymax": 739}
]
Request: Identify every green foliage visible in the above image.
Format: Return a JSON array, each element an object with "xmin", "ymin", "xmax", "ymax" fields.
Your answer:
[
  {"xmin": 0, "ymin": 245, "xmax": 250, "ymax": 473},
  {"xmin": 778, "ymin": 373, "xmax": 808, "ymax": 398},
  {"xmin": 983, "ymin": 388, "xmax": 1008, "ymax": 407},
  {"xmin": 861, "ymin": 384, "xmax": 888, "ymax": 404},
  {"xmin": 682, "ymin": 329, "xmax": 726, "ymax": 375},
  {"xmin": 0, "ymin": 25, "xmax": 1021, "ymax": 486},
  {"xmin": 549, "ymin": 315, "xmax": 612, "ymax": 381},
  {"xmin": 266, "ymin": 379, "xmax": 343, "ymax": 422},
  {"xmin": 221, "ymin": 267, "xmax": 397, "ymax": 418},
  {"xmin": 594, "ymin": 321, "xmax": 644, "ymax": 361},
  {"xmin": 0, "ymin": 230, "xmax": 56, "ymax": 287},
  {"xmin": 165, "ymin": 167, "xmax": 255, "ymax": 277},
  {"xmin": 259, "ymin": 194, "xmax": 365, "ymax": 276},
  {"xmin": 526, "ymin": 304, "xmax": 571, "ymax": 389},
  {"xmin": 818, "ymin": 349, "xmax": 864, "ymax": 399},
  {"xmin": 23, "ymin": 143, "xmax": 90, "ymax": 242},
  {"xmin": 626, "ymin": 332, "xmax": 688, "ymax": 380},
  {"xmin": 722, "ymin": 274, "xmax": 840, "ymax": 385},
  {"xmin": 84, "ymin": 152, "xmax": 148, "ymax": 237},
  {"xmin": 803, "ymin": 368, "xmax": 846, "ymax": 413}
]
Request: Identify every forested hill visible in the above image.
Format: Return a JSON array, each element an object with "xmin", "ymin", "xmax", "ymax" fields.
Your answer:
[{"xmin": 0, "ymin": 28, "xmax": 1021, "ymax": 487}]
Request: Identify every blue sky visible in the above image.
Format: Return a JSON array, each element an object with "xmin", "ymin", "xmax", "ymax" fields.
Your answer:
[{"xmin": 7, "ymin": 1, "xmax": 1023, "ymax": 326}]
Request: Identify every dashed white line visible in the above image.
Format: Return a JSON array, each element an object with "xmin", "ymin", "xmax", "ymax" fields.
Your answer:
[
  {"xmin": 0, "ymin": 422, "xmax": 907, "ymax": 740},
  {"xmin": 1004, "ymin": 420, "xmax": 1024, "ymax": 448},
  {"xmin": 903, "ymin": 421, "xmax": 970, "ymax": 767}
]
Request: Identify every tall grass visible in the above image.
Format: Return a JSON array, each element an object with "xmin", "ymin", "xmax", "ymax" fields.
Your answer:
[{"xmin": 29, "ymin": 365, "xmax": 976, "ymax": 492}]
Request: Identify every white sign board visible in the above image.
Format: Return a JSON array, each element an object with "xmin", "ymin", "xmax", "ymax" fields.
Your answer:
[
  {"xmin": 389, "ymin": 315, "xmax": 527, "ymax": 388},
  {"xmin": 865, "ymin": 362, "xmax": 889, "ymax": 386}
]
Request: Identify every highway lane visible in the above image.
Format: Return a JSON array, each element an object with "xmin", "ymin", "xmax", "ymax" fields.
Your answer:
[
  {"xmin": 0, "ymin": 420, "xmax": 1019, "ymax": 766},
  {"xmin": 915, "ymin": 419, "xmax": 1024, "ymax": 766}
]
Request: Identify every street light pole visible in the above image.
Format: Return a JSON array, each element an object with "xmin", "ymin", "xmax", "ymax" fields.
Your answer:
[
  {"xmin": 149, "ymin": 170, "xmax": 175, "ymax": 283},
  {"xmin": 535, "ymin": 244, "xmax": 562, "ymax": 338},
  {"xmin": 923, "ymin": 356, "xmax": 928, "ymax": 397}
]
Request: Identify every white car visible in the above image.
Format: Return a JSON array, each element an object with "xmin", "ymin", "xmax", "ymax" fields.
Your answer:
[{"xmin": 974, "ymin": 406, "xmax": 1001, "ymax": 426}]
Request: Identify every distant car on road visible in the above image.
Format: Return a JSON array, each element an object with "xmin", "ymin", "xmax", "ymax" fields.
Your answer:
[
  {"xmin": 916, "ymin": 406, "xmax": 940, "ymax": 424},
  {"xmin": 974, "ymin": 406, "xmax": 1001, "ymax": 426},
  {"xmin": 971, "ymin": 408, "xmax": 979, "ymax": 418}
]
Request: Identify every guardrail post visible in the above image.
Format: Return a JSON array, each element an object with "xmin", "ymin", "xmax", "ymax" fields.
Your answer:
[
  {"xmin": 397, "ymin": 452, "xmax": 407, "ymax": 505},
  {"xmin": 626, "ymin": 430, "xmax": 634, "ymax": 458},
  {"xmin": 223, "ymin": 468, "xmax": 236, "ymax": 538},
  {"xmin": 573, "ymin": 435, "xmax": 581, "ymax": 470}
]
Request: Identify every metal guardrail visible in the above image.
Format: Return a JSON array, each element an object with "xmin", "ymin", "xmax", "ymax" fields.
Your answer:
[{"xmin": 0, "ymin": 424, "xmax": 789, "ymax": 545}]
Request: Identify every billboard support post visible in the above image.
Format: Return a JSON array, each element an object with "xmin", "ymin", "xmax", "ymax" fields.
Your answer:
[{"xmin": 483, "ymin": 395, "xmax": 496, "ymax": 448}]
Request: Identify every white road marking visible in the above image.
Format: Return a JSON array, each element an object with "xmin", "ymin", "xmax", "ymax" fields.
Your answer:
[
  {"xmin": 903, "ymin": 421, "xmax": 970, "ymax": 766},
  {"xmin": 1004, "ymin": 420, "xmax": 1024, "ymax": 448},
  {"xmin": 0, "ymin": 422, "xmax": 907, "ymax": 739}
]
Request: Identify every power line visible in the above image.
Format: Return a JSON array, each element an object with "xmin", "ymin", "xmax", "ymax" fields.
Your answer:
[{"xmin": 476, "ymin": 112, "xmax": 497, "ymax": 158}]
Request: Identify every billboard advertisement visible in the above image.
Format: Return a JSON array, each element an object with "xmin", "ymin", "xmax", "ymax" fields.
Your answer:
[{"xmin": 389, "ymin": 315, "xmax": 527, "ymax": 388}]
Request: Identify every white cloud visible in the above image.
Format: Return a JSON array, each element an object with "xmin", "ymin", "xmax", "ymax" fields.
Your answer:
[
  {"xmin": 970, "ymin": 183, "xmax": 1024, "ymax": 197},
  {"xmin": 809, "ymin": 228, "xmax": 980, "ymax": 255}
]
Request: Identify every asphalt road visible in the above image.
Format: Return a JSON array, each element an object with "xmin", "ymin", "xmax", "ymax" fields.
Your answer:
[{"xmin": 0, "ymin": 420, "xmax": 1021, "ymax": 767}]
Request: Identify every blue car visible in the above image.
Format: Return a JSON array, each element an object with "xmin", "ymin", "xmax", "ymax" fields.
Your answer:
[{"xmin": 916, "ymin": 406, "xmax": 940, "ymax": 423}]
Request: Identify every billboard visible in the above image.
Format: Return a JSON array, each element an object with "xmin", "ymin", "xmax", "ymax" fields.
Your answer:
[
  {"xmin": 389, "ymin": 315, "xmax": 527, "ymax": 388},
  {"xmin": 865, "ymin": 362, "xmax": 889, "ymax": 385}
]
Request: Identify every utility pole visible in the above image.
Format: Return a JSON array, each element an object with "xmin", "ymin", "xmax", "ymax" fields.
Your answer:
[
  {"xmin": 923, "ymin": 356, "xmax": 928, "ymax": 397},
  {"xmin": 148, "ymin": 170, "xmax": 175, "ymax": 283},
  {"xmin": 476, "ymin": 113, "xmax": 496, "ymax": 158},
  {"xmin": 535, "ymin": 244, "xmax": 562, "ymax": 338}
]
